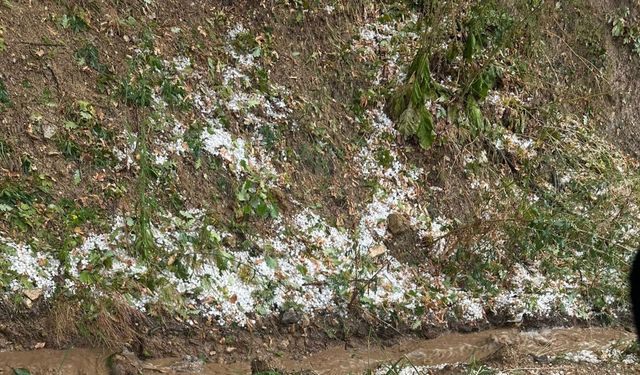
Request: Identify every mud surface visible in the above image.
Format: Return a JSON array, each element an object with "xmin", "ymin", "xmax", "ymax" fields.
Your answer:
[{"xmin": 0, "ymin": 327, "xmax": 636, "ymax": 374}]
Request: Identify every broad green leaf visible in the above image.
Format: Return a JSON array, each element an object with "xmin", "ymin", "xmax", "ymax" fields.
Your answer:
[
  {"xmin": 397, "ymin": 104, "xmax": 419, "ymax": 136},
  {"xmin": 464, "ymin": 33, "xmax": 476, "ymax": 60},
  {"xmin": 612, "ymin": 19, "xmax": 624, "ymax": 37},
  {"xmin": 410, "ymin": 80, "xmax": 423, "ymax": 106},
  {"xmin": 467, "ymin": 98, "xmax": 484, "ymax": 133},
  {"xmin": 416, "ymin": 108, "xmax": 435, "ymax": 149},
  {"xmin": 78, "ymin": 270, "xmax": 93, "ymax": 284},
  {"xmin": 14, "ymin": 369, "xmax": 31, "ymax": 375},
  {"xmin": 265, "ymin": 256, "xmax": 277, "ymax": 269},
  {"xmin": 255, "ymin": 202, "xmax": 269, "ymax": 217}
]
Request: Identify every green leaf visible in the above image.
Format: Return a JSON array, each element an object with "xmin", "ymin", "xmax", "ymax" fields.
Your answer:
[
  {"xmin": 0, "ymin": 203, "xmax": 13, "ymax": 212},
  {"xmin": 256, "ymin": 305, "xmax": 269, "ymax": 316},
  {"xmin": 214, "ymin": 249, "xmax": 230, "ymax": 271},
  {"xmin": 467, "ymin": 98, "xmax": 484, "ymax": 133},
  {"xmin": 255, "ymin": 202, "xmax": 269, "ymax": 217},
  {"xmin": 268, "ymin": 204, "xmax": 278, "ymax": 218},
  {"xmin": 387, "ymin": 87, "xmax": 409, "ymax": 121},
  {"xmin": 265, "ymin": 256, "xmax": 277, "ymax": 269},
  {"xmin": 78, "ymin": 270, "xmax": 93, "ymax": 284},
  {"xmin": 416, "ymin": 108, "xmax": 435, "ymax": 149},
  {"xmin": 410, "ymin": 81, "xmax": 424, "ymax": 106},
  {"xmin": 463, "ymin": 33, "xmax": 476, "ymax": 60},
  {"xmin": 14, "ymin": 369, "xmax": 31, "ymax": 375},
  {"xmin": 471, "ymin": 66, "xmax": 498, "ymax": 100},
  {"xmin": 64, "ymin": 121, "xmax": 78, "ymax": 130},
  {"xmin": 61, "ymin": 14, "xmax": 70, "ymax": 29},
  {"xmin": 397, "ymin": 104, "xmax": 419, "ymax": 136},
  {"xmin": 612, "ymin": 19, "xmax": 624, "ymax": 37}
]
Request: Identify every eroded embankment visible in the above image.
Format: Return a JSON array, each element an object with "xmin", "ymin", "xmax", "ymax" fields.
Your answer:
[{"xmin": 0, "ymin": 327, "xmax": 637, "ymax": 375}]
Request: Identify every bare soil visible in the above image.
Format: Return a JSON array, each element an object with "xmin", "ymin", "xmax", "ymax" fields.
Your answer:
[{"xmin": 0, "ymin": 326, "xmax": 636, "ymax": 374}]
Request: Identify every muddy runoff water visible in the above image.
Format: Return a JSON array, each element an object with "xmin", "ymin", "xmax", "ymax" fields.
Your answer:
[{"xmin": 0, "ymin": 327, "xmax": 634, "ymax": 374}]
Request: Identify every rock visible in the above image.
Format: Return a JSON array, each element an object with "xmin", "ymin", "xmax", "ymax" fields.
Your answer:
[
  {"xmin": 369, "ymin": 244, "xmax": 387, "ymax": 258},
  {"xmin": 532, "ymin": 354, "xmax": 551, "ymax": 364},
  {"xmin": 23, "ymin": 289, "xmax": 42, "ymax": 301},
  {"xmin": 280, "ymin": 308, "xmax": 300, "ymax": 325},
  {"xmin": 387, "ymin": 213, "xmax": 410, "ymax": 235},
  {"xmin": 42, "ymin": 124, "xmax": 57, "ymax": 139}
]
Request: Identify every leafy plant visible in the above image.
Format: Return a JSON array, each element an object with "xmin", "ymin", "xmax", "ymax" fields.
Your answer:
[
  {"xmin": 160, "ymin": 79, "xmax": 190, "ymax": 110},
  {"xmin": 75, "ymin": 43, "xmax": 107, "ymax": 73},
  {"xmin": 65, "ymin": 100, "xmax": 96, "ymax": 129},
  {"xmin": 236, "ymin": 175, "xmax": 279, "ymax": 219},
  {"xmin": 388, "ymin": 47, "xmax": 436, "ymax": 149},
  {"xmin": 119, "ymin": 73, "xmax": 153, "ymax": 107},
  {"xmin": 56, "ymin": 134, "xmax": 82, "ymax": 160},
  {"xmin": 133, "ymin": 120, "xmax": 158, "ymax": 262},
  {"xmin": 609, "ymin": 8, "xmax": 640, "ymax": 56},
  {"xmin": 60, "ymin": 11, "xmax": 89, "ymax": 32}
]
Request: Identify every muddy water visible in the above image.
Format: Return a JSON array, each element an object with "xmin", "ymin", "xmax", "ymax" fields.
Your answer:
[{"xmin": 0, "ymin": 327, "xmax": 633, "ymax": 375}]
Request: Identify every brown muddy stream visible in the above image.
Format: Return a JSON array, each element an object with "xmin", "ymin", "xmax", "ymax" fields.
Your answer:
[{"xmin": 0, "ymin": 327, "xmax": 634, "ymax": 374}]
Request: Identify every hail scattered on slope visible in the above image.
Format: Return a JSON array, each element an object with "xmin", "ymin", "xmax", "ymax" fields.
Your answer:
[{"xmin": 0, "ymin": 7, "xmax": 637, "ymax": 329}]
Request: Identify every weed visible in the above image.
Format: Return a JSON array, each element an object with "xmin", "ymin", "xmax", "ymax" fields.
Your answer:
[
  {"xmin": 39, "ymin": 87, "xmax": 56, "ymax": 108},
  {"xmin": 0, "ymin": 137, "xmax": 11, "ymax": 159},
  {"xmin": 375, "ymin": 147, "xmax": 394, "ymax": 168},
  {"xmin": 388, "ymin": 46, "xmax": 435, "ymax": 149},
  {"xmin": 74, "ymin": 43, "xmax": 107, "ymax": 73},
  {"xmin": 133, "ymin": 118, "xmax": 158, "ymax": 263},
  {"xmin": 258, "ymin": 124, "xmax": 280, "ymax": 150},
  {"xmin": 65, "ymin": 100, "xmax": 96, "ymax": 128},
  {"xmin": 55, "ymin": 134, "xmax": 81, "ymax": 160},
  {"xmin": 0, "ymin": 77, "xmax": 10, "ymax": 108},
  {"xmin": 160, "ymin": 79, "xmax": 190, "ymax": 110},
  {"xmin": 119, "ymin": 73, "xmax": 153, "ymax": 107},
  {"xmin": 60, "ymin": 10, "xmax": 89, "ymax": 32},
  {"xmin": 236, "ymin": 174, "xmax": 279, "ymax": 219},
  {"xmin": 610, "ymin": 8, "xmax": 640, "ymax": 57},
  {"xmin": 184, "ymin": 122, "xmax": 204, "ymax": 158}
]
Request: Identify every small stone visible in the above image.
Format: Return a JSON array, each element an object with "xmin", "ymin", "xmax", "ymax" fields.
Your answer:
[
  {"xmin": 369, "ymin": 244, "xmax": 387, "ymax": 258},
  {"xmin": 42, "ymin": 124, "xmax": 57, "ymax": 139},
  {"xmin": 387, "ymin": 213, "xmax": 410, "ymax": 235},
  {"xmin": 23, "ymin": 289, "xmax": 42, "ymax": 301},
  {"xmin": 532, "ymin": 355, "xmax": 551, "ymax": 364}
]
